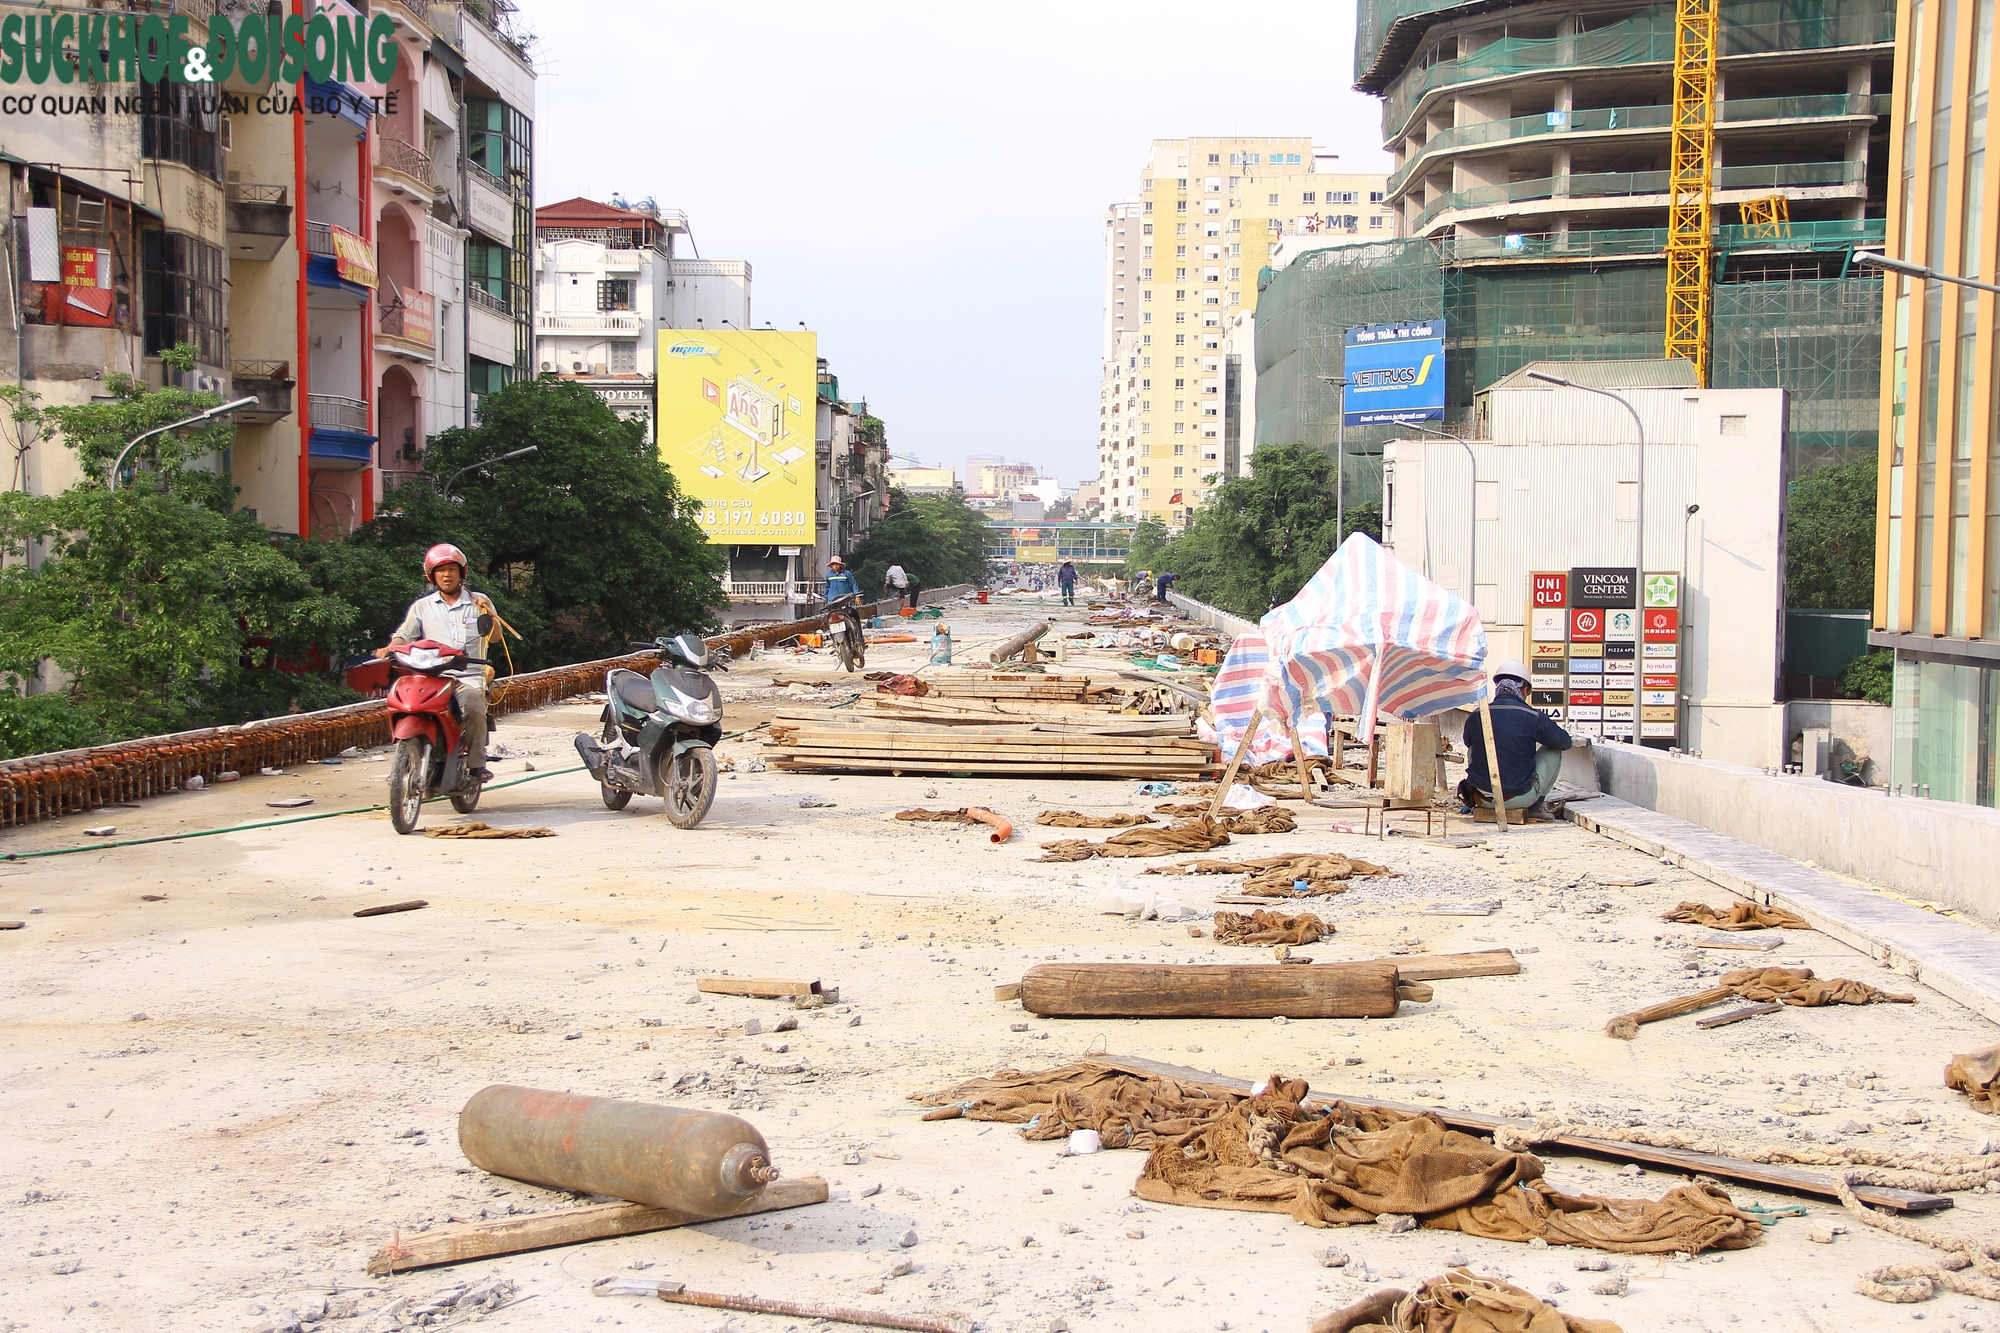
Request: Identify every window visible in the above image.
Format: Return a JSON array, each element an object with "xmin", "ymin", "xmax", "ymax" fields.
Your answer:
[
  {"xmin": 1174, "ymin": 378, "xmax": 1186, "ymax": 390},
  {"xmin": 1230, "ymin": 243, "xmax": 1240, "ymax": 255},
  {"xmin": 1229, "ymin": 268, "xmax": 1240, "ymax": 281},
  {"xmin": 469, "ymin": 355, "xmax": 512, "ymax": 401},
  {"xmin": 1174, "ymin": 422, "xmax": 1185, "ymax": 434},
  {"xmin": 1173, "ymin": 443, "xmax": 1185, "ymax": 456},
  {"xmin": 1142, "ymin": 223, "xmax": 1153, "ymax": 234},
  {"xmin": 468, "ymin": 241, "xmax": 511, "ymax": 307},
  {"xmin": 1174, "ymin": 312, "xmax": 1186, "ymax": 324},
  {"xmin": 1141, "ymin": 466, "xmax": 1151, "ymax": 477},
  {"xmin": 1175, "ymin": 289, "xmax": 1186, "ymax": 302},
  {"xmin": 1175, "ymin": 334, "xmax": 1186, "ymax": 345},
  {"xmin": 1268, "ymin": 193, "xmax": 1280, "ymax": 205},
  {"xmin": 1247, "ymin": 153, "xmax": 1261, "ymax": 164},
  {"xmin": 610, "ymin": 342, "xmax": 637, "ymax": 373},
  {"xmin": 1369, "ymin": 191, "xmax": 1385, "ymax": 203},
  {"xmin": 141, "ymin": 82, "xmax": 221, "ymax": 182},
  {"xmin": 1175, "ymin": 267, "xmax": 1187, "ymax": 279},
  {"xmin": 1208, "ymin": 153, "xmax": 1221, "ymax": 165},
  {"xmin": 1140, "ymin": 378, "xmax": 1151, "ymax": 389},
  {"xmin": 1175, "ymin": 246, "xmax": 1187, "ymax": 258},
  {"xmin": 1142, "ymin": 245, "xmax": 1152, "ymax": 257},
  {"xmin": 1142, "ymin": 289, "xmax": 1152, "ymax": 302},
  {"xmin": 1302, "ymin": 191, "xmax": 1317, "ymax": 204},
  {"xmin": 1142, "ymin": 267, "xmax": 1152, "ymax": 279},
  {"xmin": 1174, "ymin": 466, "xmax": 1184, "ymax": 477},
  {"xmin": 142, "ymin": 230, "xmax": 223, "ymax": 364},
  {"xmin": 1140, "ymin": 356, "xmax": 1150, "ymax": 367},
  {"xmin": 468, "ymin": 97, "xmax": 530, "ymax": 186},
  {"xmin": 1174, "ymin": 356, "xmax": 1185, "ymax": 368},
  {"xmin": 1176, "ymin": 200, "xmax": 1187, "ymax": 213},
  {"xmin": 1370, "ymin": 216, "xmax": 1385, "ymax": 229},
  {"xmin": 1332, "ymin": 191, "xmax": 1358, "ymax": 203},
  {"xmin": 1204, "ymin": 200, "xmax": 1220, "ymax": 214},
  {"xmin": 1142, "ymin": 334, "xmax": 1152, "ymax": 345},
  {"xmin": 597, "ymin": 278, "xmax": 634, "ymax": 311},
  {"xmin": 1205, "ymin": 177, "xmax": 1222, "ymax": 192},
  {"xmin": 1140, "ymin": 400, "xmax": 1150, "ymax": 411},
  {"xmin": 1229, "ymin": 176, "xmax": 1240, "ymax": 189},
  {"xmin": 1176, "ymin": 224, "xmax": 1187, "ymax": 236}
]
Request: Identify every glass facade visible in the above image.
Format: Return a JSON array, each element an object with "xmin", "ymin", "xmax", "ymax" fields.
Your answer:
[{"xmin": 1892, "ymin": 657, "xmax": 1996, "ymax": 802}]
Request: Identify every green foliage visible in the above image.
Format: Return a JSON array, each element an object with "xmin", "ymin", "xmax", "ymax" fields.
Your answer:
[
  {"xmin": 357, "ymin": 378, "xmax": 725, "ymax": 666},
  {"xmin": 43, "ymin": 369, "xmax": 234, "ymax": 489},
  {"xmin": 0, "ymin": 485, "xmax": 358, "ymax": 743},
  {"xmin": 1786, "ymin": 458, "xmax": 1878, "ymax": 610},
  {"xmin": 1045, "ymin": 495, "xmax": 1073, "ymax": 521},
  {"xmin": 0, "ymin": 691, "xmax": 104, "ymax": 761},
  {"xmin": 850, "ymin": 489, "xmax": 991, "ymax": 594},
  {"xmin": 1841, "ymin": 647, "xmax": 1894, "ymax": 704},
  {"xmin": 1120, "ymin": 444, "xmax": 1356, "ymax": 618}
]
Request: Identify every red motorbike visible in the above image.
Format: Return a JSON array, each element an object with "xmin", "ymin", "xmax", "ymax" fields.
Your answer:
[{"xmin": 384, "ymin": 630, "xmax": 490, "ymax": 835}]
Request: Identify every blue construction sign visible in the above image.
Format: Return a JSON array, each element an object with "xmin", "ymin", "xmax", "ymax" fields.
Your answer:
[{"xmin": 1342, "ymin": 321, "xmax": 1447, "ymax": 427}]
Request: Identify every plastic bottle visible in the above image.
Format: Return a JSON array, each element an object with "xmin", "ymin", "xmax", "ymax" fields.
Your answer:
[
  {"xmin": 458, "ymin": 1085, "xmax": 776, "ymax": 1214},
  {"xmin": 930, "ymin": 623, "xmax": 953, "ymax": 665}
]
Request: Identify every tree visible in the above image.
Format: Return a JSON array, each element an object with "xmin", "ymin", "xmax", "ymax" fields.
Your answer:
[
  {"xmin": 1786, "ymin": 457, "xmax": 1877, "ymax": 609},
  {"xmin": 1121, "ymin": 444, "xmax": 1352, "ymax": 617},
  {"xmin": 1045, "ymin": 495, "xmax": 1073, "ymax": 521},
  {"xmin": 357, "ymin": 378, "xmax": 726, "ymax": 666},
  {"xmin": 1841, "ymin": 647, "xmax": 1893, "ymax": 704},
  {"xmin": 850, "ymin": 489, "xmax": 991, "ymax": 594}
]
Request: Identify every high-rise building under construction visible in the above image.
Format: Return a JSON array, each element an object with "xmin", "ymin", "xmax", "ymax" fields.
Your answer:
[{"xmin": 1255, "ymin": 0, "xmax": 1894, "ymax": 486}]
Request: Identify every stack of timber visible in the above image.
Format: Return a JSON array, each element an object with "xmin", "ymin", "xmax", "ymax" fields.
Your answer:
[
  {"xmin": 765, "ymin": 680, "xmax": 1218, "ymax": 779},
  {"xmin": 924, "ymin": 672, "xmax": 1105, "ymax": 703}
]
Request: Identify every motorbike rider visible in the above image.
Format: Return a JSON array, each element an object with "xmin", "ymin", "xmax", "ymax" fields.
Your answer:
[
  {"xmin": 824, "ymin": 554, "xmax": 860, "ymax": 603},
  {"xmin": 375, "ymin": 543, "xmax": 496, "ymax": 781}
]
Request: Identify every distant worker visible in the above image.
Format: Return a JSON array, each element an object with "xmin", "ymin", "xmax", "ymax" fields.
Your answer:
[
  {"xmin": 824, "ymin": 554, "xmax": 860, "ymax": 602},
  {"xmin": 1155, "ymin": 570, "xmax": 1178, "ymax": 603},
  {"xmin": 883, "ymin": 560, "xmax": 914, "ymax": 609},
  {"xmin": 1460, "ymin": 660, "xmax": 1577, "ymax": 820},
  {"xmin": 1057, "ymin": 560, "xmax": 1078, "ymax": 607}
]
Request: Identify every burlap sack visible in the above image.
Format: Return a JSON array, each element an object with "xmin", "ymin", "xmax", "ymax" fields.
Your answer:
[
  {"xmin": 1946, "ymin": 1043, "xmax": 2000, "ymax": 1113},
  {"xmin": 1662, "ymin": 901, "xmax": 1809, "ymax": 931}
]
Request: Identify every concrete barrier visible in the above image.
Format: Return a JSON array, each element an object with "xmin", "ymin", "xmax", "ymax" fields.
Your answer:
[
  {"xmin": 1165, "ymin": 592, "xmax": 1259, "ymax": 639},
  {"xmin": 1563, "ymin": 740, "xmax": 2000, "ymax": 924}
]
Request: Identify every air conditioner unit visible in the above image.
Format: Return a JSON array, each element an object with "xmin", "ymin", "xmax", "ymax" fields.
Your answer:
[
  {"xmin": 540, "ymin": 360, "xmax": 553, "ymax": 371},
  {"xmin": 572, "ymin": 361, "xmax": 584, "ymax": 372}
]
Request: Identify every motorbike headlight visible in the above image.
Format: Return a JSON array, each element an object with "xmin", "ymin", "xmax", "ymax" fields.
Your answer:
[{"xmin": 687, "ymin": 701, "xmax": 720, "ymax": 724}]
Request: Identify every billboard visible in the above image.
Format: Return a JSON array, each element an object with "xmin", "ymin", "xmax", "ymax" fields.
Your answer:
[
  {"xmin": 1343, "ymin": 321, "xmax": 1446, "ymax": 426},
  {"xmin": 657, "ymin": 330, "xmax": 818, "ymax": 544}
]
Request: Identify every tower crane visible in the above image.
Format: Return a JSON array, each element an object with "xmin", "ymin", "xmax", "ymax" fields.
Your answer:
[{"xmin": 1664, "ymin": 0, "xmax": 1720, "ymax": 383}]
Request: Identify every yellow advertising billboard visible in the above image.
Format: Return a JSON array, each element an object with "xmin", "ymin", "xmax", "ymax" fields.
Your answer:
[{"xmin": 656, "ymin": 329, "xmax": 817, "ymax": 544}]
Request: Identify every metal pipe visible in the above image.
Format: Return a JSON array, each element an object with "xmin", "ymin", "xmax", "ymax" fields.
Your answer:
[{"xmin": 459, "ymin": 1086, "xmax": 775, "ymax": 1215}]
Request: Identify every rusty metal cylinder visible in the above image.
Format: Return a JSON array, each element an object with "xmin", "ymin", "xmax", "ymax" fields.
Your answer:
[{"xmin": 458, "ymin": 1085, "xmax": 775, "ymax": 1214}]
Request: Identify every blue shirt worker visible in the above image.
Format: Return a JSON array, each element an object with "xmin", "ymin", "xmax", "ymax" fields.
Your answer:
[
  {"xmin": 1460, "ymin": 660, "xmax": 1578, "ymax": 818},
  {"xmin": 1154, "ymin": 571, "xmax": 1178, "ymax": 603},
  {"xmin": 823, "ymin": 555, "xmax": 860, "ymax": 601}
]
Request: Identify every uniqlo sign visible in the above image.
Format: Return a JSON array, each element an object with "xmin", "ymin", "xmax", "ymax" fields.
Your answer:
[
  {"xmin": 1532, "ymin": 572, "xmax": 1568, "ymax": 607},
  {"xmin": 1570, "ymin": 608, "xmax": 1604, "ymax": 641}
]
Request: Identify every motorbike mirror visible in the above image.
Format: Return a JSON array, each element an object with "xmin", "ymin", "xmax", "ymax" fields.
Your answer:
[{"xmin": 476, "ymin": 612, "xmax": 494, "ymax": 636}]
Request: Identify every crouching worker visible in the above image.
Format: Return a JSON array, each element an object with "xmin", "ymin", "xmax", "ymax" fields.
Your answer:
[{"xmin": 1459, "ymin": 660, "xmax": 1574, "ymax": 820}]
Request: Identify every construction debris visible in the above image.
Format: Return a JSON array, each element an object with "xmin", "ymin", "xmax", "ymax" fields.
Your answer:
[
  {"xmin": 1034, "ymin": 810, "xmax": 1155, "ymax": 828},
  {"xmin": 1146, "ymin": 851, "xmax": 1393, "ymax": 896},
  {"xmin": 592, "ymin": 1275, "xmax": 971, "ymax": 1333},
  {"xmin": 894, "ymin": 808, "xmax": 975, "ymax": 823},
  {"xmin": 1035, "ymin": 817, "xmax": 1232, "ymax": 861},
  {"xmin": 1945, "ymin": 1043, "xmax": 2000, "ymax": 1113},
  {"xmin": 367, "ymin": 1177, "xmax": 829, "ymax": 1275},
  {"xmin": 1606, "ymin": 967, "xmax": 1916, "ymax": 1039},
  {"xmin": 1016, "ymin": 960, "xmax": 1399, "ymax": 1018},
  {"xmin": 423, "ymin": 822, "xmax": 556, "ymax": 839},
  {"xmin": 1311, "ymin": 1269, "xmax": 1625, "ymax": 1333},
  {"xmin": 353, "ymin": 900, "xmax": 428, "ymax": 918},
  {"xmin": 1662, "ymin": 901, "xmax": 1811, "ymax": 931},
  {"xmin": 698, "ymin": 977, "xmax": 828, "ymax": 1000},
  {"xmin": 1212, "ymin": 909, "xmax": 1328, "ymax": 946}
]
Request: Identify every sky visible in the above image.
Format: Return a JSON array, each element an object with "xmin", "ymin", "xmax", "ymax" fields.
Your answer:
[{"xmin": 513, "ymin": 0, "xmax": 1392, "ymax": 489}]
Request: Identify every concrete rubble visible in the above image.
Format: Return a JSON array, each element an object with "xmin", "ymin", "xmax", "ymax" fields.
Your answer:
[{"xmin": 2, "ymin": 589, "xmax": 1998, "ymax": 1331}]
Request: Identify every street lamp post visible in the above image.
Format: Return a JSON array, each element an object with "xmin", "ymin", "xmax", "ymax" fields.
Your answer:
[
  {"xmin": 1398, "ymin": 419, "xmax": 1480, "ymax": 613},
  {"xmin": 1317, "ymin": 374, "xmax": 1358, "ymax": 543},
  {"xmin": 1527, "ymin": 371, "xmax": 1647, "ymax": 576},
  {"xmin": 107, "ymin": 395, "xmax": 259, "ymax": 492},
  {"xmin": 438, "ymin": 445, "xmax": 539, "ymax": 500},
  {"xmin": 1854, "ymin": 251, "xmax": 2000, "ymax": 296}
]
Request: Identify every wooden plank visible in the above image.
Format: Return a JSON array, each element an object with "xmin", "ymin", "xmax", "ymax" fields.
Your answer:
[
  {"xmin": 993, "ymin": 983, "xmax": 1023, "ymax": 1002},
  {"xmin": 1207, "ymin": 707, "xmax": 1265, "ymax": 818},
  {"xmin": 354, "ymin": 900, "xmax": 428, "ymax": 918},
  {"xmin": 1094, "ymin": 1054, "xmax": 1950, "ymax": 1214},
  {"xmin": 1606, "ymin": 984, "xmax": 1740, "ymax": 1039},
  {"xmin": 697, "ymin": 976, "xmax": 822, "ymax": 999},
  {"xmin": 1476, "ymin": 701, "xmax": 1507, "ymax": 838},
  {"xmin": 1355, "ymin": 949, "xmax": 1519, "ymax": 981},
  {"xmin": 1692, "ymin": 936, "xmax": 1783, "ymax": 952},
  {"xmin": 1697, "ymin": 1001, "xmax": 1784, "ymax": 1029},
  {"xmin": 770, "ymin": 758, "xmax": 1216, "ymax": 777},
  {"xmin": 366, "ymin": 1175, "xmax": 830, "ymax": 1275},
  {"xmin": 1019, "ymin": 960, "xmax": 1399, "ymax": 1019}
]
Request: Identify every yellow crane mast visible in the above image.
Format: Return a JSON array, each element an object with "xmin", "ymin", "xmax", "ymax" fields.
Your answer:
[{"xmin": 1665, "ymin": 0, "xmax": 1720, "ymax": 383}]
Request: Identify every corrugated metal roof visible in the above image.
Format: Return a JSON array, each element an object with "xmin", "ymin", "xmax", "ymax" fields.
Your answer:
[{"xmin": 1484, "ymin": 358, "xmax": 1701, "ymax": 391}]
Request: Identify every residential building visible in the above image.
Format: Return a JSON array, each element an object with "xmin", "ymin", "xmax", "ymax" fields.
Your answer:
[
  {"xmin": 1870, "ymin": 0, "xmax": 2000, "ymax": 806},
  {"xmin": 888, "ymin": 465, "xmax": 959, "ymax": 493},
  {"xmin": 1252, "ymin": 0, "xmax": 1895, "ymax": 500},
  {"xmin": 978, "ymin": 462, "xmax": 1040, "ymax": 501},
  {"xmin": 533, "ymin": 197, "xmax": 752, "ymax": 432},
  {"xmin": 1102, "ymin": 201, "xmax": 1145, "ymax": 354},
  {"xmin": 1109, "ymin": 137, "xmax": 1353, "ymax": 526}
]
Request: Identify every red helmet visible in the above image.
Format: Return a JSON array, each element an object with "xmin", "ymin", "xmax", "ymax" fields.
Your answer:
[{"xmin": 423, "ymin": 543, "xmax": 468, "ymax": 583}]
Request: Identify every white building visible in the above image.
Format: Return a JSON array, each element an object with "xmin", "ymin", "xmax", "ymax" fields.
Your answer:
[
  {"xmin": 532, "ymin": 197, "xmax": 751, "ymax": 430},
  {"xmin": 1380, "ymin": 364, "xmax": 1788, "ymax": 768}
]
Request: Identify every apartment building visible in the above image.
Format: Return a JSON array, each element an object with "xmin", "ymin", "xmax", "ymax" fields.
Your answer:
[
  {"xmin": 1100, "ymin": 138, "xmax": 1379, "ymax": 525},
  {"xmin": 533, "ymin": 197, "xmax": 752, "ymax": 432},
  {"xmin": 1870, "ymin": 0, "xmax": 2000, "ymax": 806}
]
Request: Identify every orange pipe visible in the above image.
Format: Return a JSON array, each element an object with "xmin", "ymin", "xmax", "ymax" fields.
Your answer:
[{"xmin": 966, "ymin": 807, "xmax": 1012, "ymax": 844}]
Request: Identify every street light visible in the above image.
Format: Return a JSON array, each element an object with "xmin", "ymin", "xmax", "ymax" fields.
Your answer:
[
  {"xmin": 1527, "ymin": 370, "xmax": 1647, "ymax": 575},
  {"xmin": 1853, "ymin": 251, "xmax": 2000, "ymax": 296},
  {"xmin": 106, "ymin": 395, "xmax": 259, "ymax": 492},
  {"xmin": 1316, "ymin": 374, "xmax": 1356, "ymax": 543},
  {"xmin": 438, "ymin": 445, "xmax": 538, "ymax": 500},
  {"xmin": 1397, "ymin": 419, "xmax": 1481, "ymax": 613}
]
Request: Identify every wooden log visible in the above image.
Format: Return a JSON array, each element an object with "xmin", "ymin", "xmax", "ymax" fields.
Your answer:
[
  {"xmin": 1018, "ymin": 960, "xmax": 1400, "ymax": 1019},
  {"xmin": 1357, "ymin": 948, "xmax": 1519, "ymax": 981},
  {"xmin": 1605, "ymin": 984, "xmax": 1737, "ymax": 1039},
  {"xmin": 1207, "ymin": 707, "xmax": 1265, "ymax": 818},
  {"xmin": 1476, "ymin": 700, "xmax": 1508, "ymax": 838},
  {"xmin": 1697, "ymin": 1001, "xmax": 1785, "ymax": 1029},
  {"xmin": 1096, "ymin": 1054, "xmax": 1951, "ymax": 1214},
  {"xmin": 354, "ymin": 900, "xmax": 428, "ymax": 918},
  {"xmin": 987, "ymin": 624, "xmax": 1052, "ymax": 664},
  {"xmin": 365, "ymin": 1175, "xmax": 829, "ymax": 1275},
  {"xmin": 697, "ymin": 976, "xmax": 822, "ymax": 999},
  {"xmin": 1288, "ymin": 721, "xmax": 1313, "ymax": 804}
]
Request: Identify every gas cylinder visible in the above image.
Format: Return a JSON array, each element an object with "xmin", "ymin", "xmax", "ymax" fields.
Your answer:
[{"xmin": 458, "ymin": 1085, "xmax": 776, "ymax": 1214}]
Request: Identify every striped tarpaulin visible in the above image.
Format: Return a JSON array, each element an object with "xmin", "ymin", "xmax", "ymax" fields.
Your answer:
[
  {"xmin": 1207, "ymin": 629, "xmax": 1329, "ymax": 763},
  {"xmin": 1256, "ymin": 534, "xmax": 1490, "ymax": 743}
]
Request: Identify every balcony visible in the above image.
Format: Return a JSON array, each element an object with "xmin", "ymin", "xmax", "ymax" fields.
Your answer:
[
  {"xmin": 724, "ymin": 580, "xmax": 826, "ymax": 602},
  {"xmin": 375, "ymin": 0, "xmax": 433, "ymax": 41},
  {"xmin": 378, "ymin": 290, "xmax": 436, "ymax": 358},
  {"xmin": 376, "ymin": 136, "xmax": 435, "ymax": 199},
  {"xmin": 226, "ymin": 182, "xmax": 291, "ymax": 262},
  {"xmin": 231, "ymin": 360, "xmax": 295, "ymax": 425},
  {"xmin": 304, "ymin": 220, "xmax": 375, "ymax": 298},
  {"xmin": 467, "ymin": 284, "xmax": 510, "ymax": 317},
  {"xmin": 535, "ymin": 311, "xmax": 643, "ymax": 335},
  {"xmin": 307, "ymin": 393, "xmax": 376, "ymax": 469},
  {"xmin": 1409, "ymin": 159, "xmax": 1867, "ymax": 234}
]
